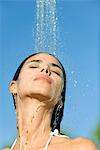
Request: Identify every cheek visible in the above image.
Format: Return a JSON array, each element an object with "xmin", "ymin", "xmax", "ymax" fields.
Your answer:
[
  {"xmin": 19, "ymin": 69, "xmax": 38, "ymax": 81},
  {"xmin": 54, "ymin": 77, "xmax": 63, "ymax": 92}
]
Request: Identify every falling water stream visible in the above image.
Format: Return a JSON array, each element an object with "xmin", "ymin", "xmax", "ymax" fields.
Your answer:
[{"xmin": 35, "ymin": 0, "xmax": 58, "ymax": 55}]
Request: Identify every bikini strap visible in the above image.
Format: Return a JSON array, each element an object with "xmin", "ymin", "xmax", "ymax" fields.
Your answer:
[
  {"xmin": 10, "ymin": 139, "xmax": 17, "ymax": 150},
  {"xmin": 44, "ymin": 129, "xmax": 70, "ymax": 150},
  {"xmin": 10, "ymin": 129, "xmax": 70, "ymax": 150},
  {"xmin": 44, "ymin": 129, "xmax": 59, "ymax": 150}
]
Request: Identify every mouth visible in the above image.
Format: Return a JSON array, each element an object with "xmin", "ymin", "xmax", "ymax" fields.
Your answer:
[{"xmin": 34, "ymin": 75, "xmax": 52, "ymax": 84}]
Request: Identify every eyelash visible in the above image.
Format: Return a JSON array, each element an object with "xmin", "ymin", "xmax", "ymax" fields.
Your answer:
[
  {"xmin": 29, "ymin": 66, "xmax": 38, "ymax": 68},
  {"xmin": 52, "ymin": 71, "xmax": 61, "ymax": 76}
]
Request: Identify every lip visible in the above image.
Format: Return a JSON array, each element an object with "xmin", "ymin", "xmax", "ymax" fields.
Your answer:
[{"xmin": 34, "ymin": 75, "xmax": 52, "ymax": 84}]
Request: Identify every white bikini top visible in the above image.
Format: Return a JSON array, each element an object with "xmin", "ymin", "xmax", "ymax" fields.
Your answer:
[{"xmin": 10, "ymin": 129, "xmax": 70, "ymax": 150}]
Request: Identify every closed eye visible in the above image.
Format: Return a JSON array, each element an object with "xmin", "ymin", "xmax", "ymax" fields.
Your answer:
[
  {"xmin": 52, "ymin": 71, "xmax": 61, "ymax": 76},
  {"xmin": 28, "ymin": 62, "xmax": 39, "ymax": 68},
  {"xmin": 29, "ymin": 66, "xmax": 38, "ymax": 68}
]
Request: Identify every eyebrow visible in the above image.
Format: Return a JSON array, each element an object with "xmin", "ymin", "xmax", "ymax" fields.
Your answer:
[
  {"xmin": 27, "ymin": 59, "xmax": 62, "ymax": 70},
  {"xmin": 28, "ymin": 60, "xmax": 42, "ymax": 63}
]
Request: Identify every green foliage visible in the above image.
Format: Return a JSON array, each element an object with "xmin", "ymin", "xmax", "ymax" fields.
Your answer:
[
  {"xmin": 94, "ymin": 125, "xmax": 100, "ymax": 141},
  {"xmin": 91, "ymin": 124, "xmax": 100, "ymax": 150}
]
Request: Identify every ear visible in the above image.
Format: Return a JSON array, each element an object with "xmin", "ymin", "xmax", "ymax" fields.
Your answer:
[{"xmin": 10, "ymin": 81, "xmax": 17, "ymax": 94}]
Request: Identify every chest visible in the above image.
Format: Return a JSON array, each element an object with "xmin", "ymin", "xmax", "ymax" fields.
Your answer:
[{"xmin": 36, "ymin": 144, "xmax": 80, "ymax": 150}]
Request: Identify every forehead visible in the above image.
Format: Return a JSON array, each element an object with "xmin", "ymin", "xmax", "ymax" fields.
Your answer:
[{"xmin": 25, "ymin": 53, "xmax": 61, "ymax": 66}]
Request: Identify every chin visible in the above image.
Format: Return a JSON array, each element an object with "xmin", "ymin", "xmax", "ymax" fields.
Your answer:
[
  {"xmin": 30, "ymin": 93, "xmax": 51, "ymax": 102},
  {"xmin": 29, "ymin": 87, "xmax": 51, "ymax": 99}
]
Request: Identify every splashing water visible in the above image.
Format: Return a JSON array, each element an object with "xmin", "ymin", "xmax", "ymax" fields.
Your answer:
[{"xmin": 35, "ymin": 0, "xmax": 58, "ymax": 55}]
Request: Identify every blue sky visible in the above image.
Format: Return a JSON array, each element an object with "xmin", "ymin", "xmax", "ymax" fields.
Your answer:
[{"xmin": 0, "ymin": 0, "xmax": 99, "ymax": 148}]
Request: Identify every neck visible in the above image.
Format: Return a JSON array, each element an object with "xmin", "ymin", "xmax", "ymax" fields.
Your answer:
[{"xmin": 15, "ymin": 96, "xmax": 53, "ymax": 150}]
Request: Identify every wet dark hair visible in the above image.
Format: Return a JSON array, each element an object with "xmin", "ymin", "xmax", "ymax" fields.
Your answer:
[{"xmin": 12, "ymin": 52, "xmax": 66, "ymax": 132}]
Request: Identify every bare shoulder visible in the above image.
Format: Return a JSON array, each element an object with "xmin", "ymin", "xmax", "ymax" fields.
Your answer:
[
  {"xmin": 51, "ymin": 136, "xmax": 98, "ymax": 150},
  {"xmin": 64, "ymin": 137, "xmax": 98, "ymax": 150},
  {"xmin": 74, "ymin": 137, "xmax": 98, "ymax": 150}
]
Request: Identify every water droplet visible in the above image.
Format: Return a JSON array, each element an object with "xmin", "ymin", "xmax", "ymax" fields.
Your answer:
[
  {"xmin": 34, "ymin": 0, "xmax": 58, "ymax": 54},
  {"xmin": 71, "ymin": 71, "xmax": 74, "ymax": 75}
]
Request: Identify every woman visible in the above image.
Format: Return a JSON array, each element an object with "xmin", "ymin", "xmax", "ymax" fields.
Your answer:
[{"xmin": 5, "ymin": 53, "xmax": 97, "ymax": 150}]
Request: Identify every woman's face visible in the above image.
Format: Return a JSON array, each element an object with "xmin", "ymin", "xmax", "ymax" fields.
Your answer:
[{"xmin": 14, "ymin": 53, "xmax": 64, "ymax": 104}]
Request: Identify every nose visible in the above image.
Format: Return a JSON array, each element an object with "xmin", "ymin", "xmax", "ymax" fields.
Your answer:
[{"xmin": 41, "ymin": 65, "xmax": 51, "ymax": 76}]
